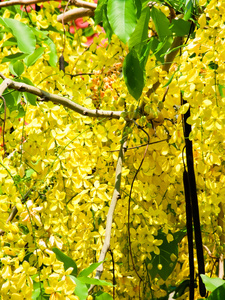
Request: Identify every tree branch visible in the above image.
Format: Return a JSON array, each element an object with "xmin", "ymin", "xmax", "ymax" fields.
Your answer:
[
  {"xmin": 71, "ymin": 0, "xmax": 97, "ymax": 10},
  {"xmin": 57, "ymin": 7, "xmax": 94, "ymax": 23},
  {"xmin": 0, "ymin": 0, "xmax": 97, "ymax": 9},
  {"xmin": 0, "ymin": 0, "xmax": 54, "ymax": 7},
  {"xmin": 89, "ymin": 124, "xmax": 130, "ymax": 292},
  {"xmin": 0, "ymin": 74, "xmax": 122, "ymax": 120}
]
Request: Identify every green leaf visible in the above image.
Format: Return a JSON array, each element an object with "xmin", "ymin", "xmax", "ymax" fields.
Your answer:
[
  {"xmin": 123, "ymin": 49, "xmax": 145, "ymax": 100},
  {"xmin": 95, "ymin": 291, "xmax": 114, "ymax": 300},
  {"xmin": 78, "ymin": 261, "xmax": 102, "ymax": 277},
  {"xmin": 25, "ymin": 169, "xmax": 35, "ymax": 178},
  {"xmin": 150, "ymin": 36, "xmax": 173, "ymax": 63},
  {"xmin": 150, "ymin": 7, "xmax": 172, "ymax": 42},
  {"xmin": 206, "ymin": 284, "xmax": 225, "ymax": 300},
  {"xmin": 184, "ymin": 0, "xmax": 193, "ymax": 21},
  {"xmin": 169, "ymin": 19, "xmax": 191, "ymax": 37},
  {"xmin": 149, "ymin": 7, "xmax": 173, "ymax": 63},
  {"xmin": 219, "ymin": 84, "xmax": 225, "ymax": 97},
  {"xmin": 32, "ymin": 281, "xmax": 41, "ymax": 300},
  {"xmin": 52, "ymin": 248, "xmax": 77, "ymax": 276},
  {"xmin": 139, "ymin": 41, "xmax": 152, "ymax": 69},
  {"xmin": 146, "ymin": 229, "xmax": 186, "ymax": 281},
  {"xmin": 9, "ymin": 61, "xmax": 24, "ymax": 77},
  {"xmin": 208, "ymin": 61, "xmax": 218, "ymax": 70},
  {"xmin": 23, "ymin": 92, "xmax": 37, "ymax": 106},
  {"xmin": 2, "ymin": 52, "xmax": 28, "ymax": 63},
  {"xmin": 95, "ymin": 0, "xmax": 108, "ymax": 25},
  {"xmin": 200, "ymin": 275, "xmax": 225, "ymax": 292},
  {"xmin": 102, "ymin": 5, "xmax": 113, "ymax": 42},
  {"xmin": 77, "ymin": 276, "xmax": 113, "ymax": 286},
  {"xmin": 128, "ymin": 6, "xmax": 150, "ymax": 53},
  {"xmin": 69, "ymin": 275, "xmax": 88, "ymax": 300},
  {"xmin": 19, "ymin": 77, "xmax": 37, "ymax": 106},
  {"xmin": 16, "ymin": 103, "xmax": 25, "ymax": 118},
  {"xmin": 83, "ymin": 26, "xmax": 94, "ymax": 37},
  {"xmin": 2, "ymin": 37, "xmax": 17, "ymax": 47},
  {"xmin": 24, "ymin": 47, "xmax": 45, "ymax": 67},
  {"xmin": 43, "ymin": 37, "xmax": 57, "ymax": 67},
  {"xmin": 107, "ymin": 0, "xmax": 137, "ymax": 44},
  {"xmin": 33, "ymin": 28, "xmax": 57, "ymax": 67},
  {"xmin": 11, "ymin": 90, "xmax": 22, "ymax": 104},
  {"xmin": 134, "ymin": 0, "xmax": 142, "ymax": 19},
  {"xmin": 0, "ymin": 17, "xmax": 36, "ymax": 54},
  {"xmin": 4, "ymin": 93, "xmax": 16, "ymax": 109}
]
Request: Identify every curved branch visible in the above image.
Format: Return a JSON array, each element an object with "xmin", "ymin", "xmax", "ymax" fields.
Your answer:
[
  {"xmin": 71, "ymin": 0, "xmax": 97, "ymax": 9},
  {"xmin": 0, "ymin": 0, "xmax": 97, "ymax": 9},
  {"xmin": 0, "ymin": 0, "xmax": 54, "ymax": 7},
  {"xmin": 89, "ymin": 124, "xmax": 130, "ymax": 292},
  {"xmin": 57, "ymin": 7, "xmax": 94, "ymax": 23},
  {"xmin": 0, "ymin": 74, "xmax": 122, "ymax": 120}
]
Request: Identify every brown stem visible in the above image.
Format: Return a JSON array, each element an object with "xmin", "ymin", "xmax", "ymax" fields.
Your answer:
[{"xmin": 127, "ymin": 124, "xmax": 149, "ymax": 283}]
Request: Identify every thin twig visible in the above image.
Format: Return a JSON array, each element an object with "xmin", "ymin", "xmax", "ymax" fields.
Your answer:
[
  {"xmin": 67, "ymin": 73, "xmax": 94, "ymax": 77},
  {"xmin": 127, "ymin": 123, "xmax": 150, "ymax": 283},
  {"xmin": 107, "ymin": 138, "xmax": 169, "ymax": 152},
  {"xmin": 203, "ymin": 245, "xmax": 213, "ymax": 258}
]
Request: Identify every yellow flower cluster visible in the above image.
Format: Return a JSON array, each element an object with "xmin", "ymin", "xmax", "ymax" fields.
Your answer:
[{"xmin": 0, "ymin": 0, "xmax": 225, "ymax": 299}]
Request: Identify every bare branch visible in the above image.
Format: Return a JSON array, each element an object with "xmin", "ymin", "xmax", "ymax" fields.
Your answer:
[
  {"xmin": 89, "ymin": 125, "xmax": 130, "ymax": 292},
  {"xmin": 0, "ymin": 77, "xmax": 12, "ymax": 96},
  {"xmin": 57, "ymin": 7, "xmax": 94, "ymax": 23},
  {"xmin": 71, "ymin": 0, "xmax": 97, "ymax": 9},
  {"xmin": 96, "ymin": 136, "xmax": 127, "ymax": 275},
  {"xmin": 0, "ymin": 74, "xmax": 122, "ymax": 120},
  {"xmin": 162, "ymin": 36, "xmax": 183, "ymax": 73},
  {"xmin": 0, "ymin": 0, "xmax": 97, "ymax": 10},
  {"xmin": 0, "ymin": 0, "xmax": 54, "ymax": 8},
  {"xmin": 203, "ymin": 245, "xmax": 213, "ymax": 258}
]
